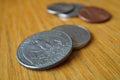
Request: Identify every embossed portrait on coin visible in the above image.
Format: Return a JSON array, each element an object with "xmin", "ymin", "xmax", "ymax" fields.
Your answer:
[{"xmin": 22, "ymin": 38, "xmax": 64, "ymax": 66}]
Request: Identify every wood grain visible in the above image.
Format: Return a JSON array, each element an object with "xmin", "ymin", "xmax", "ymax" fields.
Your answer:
[{"xmin": 0, "ymin": 0, "xmax": 120, "ymax": 80}]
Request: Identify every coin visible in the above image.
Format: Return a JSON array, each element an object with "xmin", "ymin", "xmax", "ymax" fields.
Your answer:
[
  {"xmin": 78, "ymin": 6, "xmax": 111, "ymax": 22},
  {"xmin": 58, "ymin": 3, "xmax": 84, "ymax": 18},
  {"xmin": 52, "ymin": 25, "xmax": 91, "ymax": 49},
  {"xmin": 47, "ymin": 2, "xmax": 74, "ymax": 14},
  {"xmin": 16, "ymin": 30, "xmax": 72, "ymax": 69}
]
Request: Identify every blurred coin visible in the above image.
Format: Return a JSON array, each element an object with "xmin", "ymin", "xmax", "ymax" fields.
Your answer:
[
  {"xmin": 47, "ymin": 2, "xmax": 74, "ymax": 14},
  {"xmin": 52, "ymin": 25, "xmax": 91, "ymax": 49},
  {"xmin": 58, "ymin": 3, "xmax": 84, "ymax": 18},
  {"xmin": 16, "ymin": 30, "xmax": 72, "ymax": 69},
  {"xmin": 78, "ymin": 6, "xmax": 111, "ymax": 22}
]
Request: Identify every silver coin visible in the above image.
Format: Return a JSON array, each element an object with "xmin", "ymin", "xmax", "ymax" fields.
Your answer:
[
  {"xmin": 58, "ymin": 3, "xmax": 84, "ymax": 18},
  {"xmin": 16, "ymin": 30, "xmax": 72, "ymax": 69},
  {"xmin": 47, "ymin": 2, "xmax": 74, "ymax": 14},
  {"xmin": 52, "ymin": 25, "xmax": 91, "ymax": 49}
]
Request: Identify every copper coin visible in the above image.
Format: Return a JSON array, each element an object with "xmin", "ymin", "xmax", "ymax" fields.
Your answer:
[{"xmin": 78, "ymin": 6, "xmax": 111, "ymax": 23}]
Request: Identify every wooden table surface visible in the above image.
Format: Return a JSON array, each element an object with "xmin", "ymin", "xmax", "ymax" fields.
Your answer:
[{"xmin": 0, "ymin": 0, "xmax": 120, "ymax": 80}]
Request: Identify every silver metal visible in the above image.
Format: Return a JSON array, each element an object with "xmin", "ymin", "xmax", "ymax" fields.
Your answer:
[
  {"xmin": 52, "ymin": 25, "xmax": 91, "ymax": 49},
  {"xmin": 47, "ymin": 2, "xmax": 74, "ymax": 14},
  {"xmin": 16, "ymin": 30, "xmax": 72, "ymax": 69},
  {"xmin": 58, "ymin": 3, "xmax": 84, "ymax": 18}
]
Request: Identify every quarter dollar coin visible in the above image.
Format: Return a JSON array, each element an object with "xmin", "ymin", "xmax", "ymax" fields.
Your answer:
[{"xmin": 16, "ymin": 30, "xmax": 72, "ymax": 69}]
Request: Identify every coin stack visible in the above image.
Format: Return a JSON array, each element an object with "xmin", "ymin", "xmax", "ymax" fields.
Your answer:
[
  {"xmin": 16, "ymin": 25, "xmax": 91, "ymax": 69},
  {"xmin": 47, "ymin": 2, "xmax": 111, "ymax": 23}
]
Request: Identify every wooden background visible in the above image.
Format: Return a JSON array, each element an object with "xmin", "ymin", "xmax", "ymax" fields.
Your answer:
[{"xmin": 0, "ymin": 0, "xmax": 120, "ymax": 80}]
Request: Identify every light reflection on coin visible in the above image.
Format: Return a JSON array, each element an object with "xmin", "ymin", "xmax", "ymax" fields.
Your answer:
[
  {"xmin": 52, "ymin": 25, "xmax": 91, "ymax": 49},
  {"xmin": 16, "ymin": 30, "xmax": 72, "ymax": 69}
]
